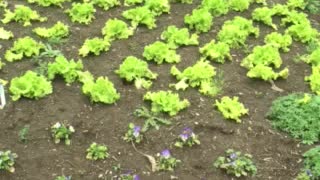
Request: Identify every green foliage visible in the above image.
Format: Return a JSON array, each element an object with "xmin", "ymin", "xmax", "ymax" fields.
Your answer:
[
  {"xmin": 306, "ymin": 0, "xmax": 320, "ymax": 14},
  {"xmin": 184, "ymin": 8, "xmax": 213, "ymax": 33},
  {"xmin": 199, "ymin": 40, "xmax": 231, "ymax": 63},
  {"xmin": 51, "ymin": 122, "xmax": 75, "ymax": 145},
  {"xmin": 287, "ymin": 0, "xmax": 307, "ymax": 9},
  {"xmin": 305, "ymin": 66, "xmax": 320, "ymax": 95},
  {"xmin": 115, "ymin": 56, "xmax": 157, "ymax": 89},
  {"xmin": 2, "ymin": 5, "xmax": 47, "ymax": 26},
  {"xmin": 301, "ymin": 146, "xmax": 320, "ymax": 179},
  {"xmin": 281, "ymin": 11, "xmax": 309, "ymax": 26},
  {"xmin": 217, "ymin": 16, "xmax": 259, "ymax": 48},
  {"xmin": 241, "ymin": 45, "xmax": 282, "ymax": 69},
  {"xmin": 86, "ymin": 143, "xmax": 109, "ymax": 160},
  {"xmin": 84, "ymin": 0, "xmax": 120, "ymax": 10},
  {"xmin": 19, "ymin": 125, "xmax": 30, "ymax": 143},
  {"xmin": 264, "ymin": 32, "xmax": 292, "ymax": 52},
  {"xmin": 201, "ymin": 0, "xmax": 229, "ymax": 17},
  {"xmin": 0, "ymin": 27, "xmax": 13, "ymax": 40},
  {"xmin": 215, "ymin": 96, "xmax": 248, "ymax": 123},
  {"xmin": 55, "ymin": 176, "xmax": 72, "ymax": 180},
  {"xmin": 27, "ymin": 0, "xmax": 70, "ymax": 7},
  {"xmin": 0, "ymin": 150, "xmax": 18, "ymax": 173},
  {"xmin": 145, "ymin": 0, "xmax": 170, "ymax": 16},
  {"xmin": 5, "ymin": 36, "xmax": 45, "ymax": 62},
  {"xmin": 271, "ymin": 4, "xmax": 290, "ymax": 16},
  {"xmin": 0, "ymin": 60, "xmax": 4, "ymax": 70},
  {"xmin": 47, "ymin": 55, "xmax": 83, "ymax": 84},
  {"xmin": 170, "ymin": 60, "xmax": 221, "ymax": 96},
  {"xmin": 174, "ymin": 128, "xmax": 200, "ymax": 148},
  {"xmin": 134, "ymin": 106, "xmax": 172, "ymax": 132},
  {"xmin": 285, "ymin": 23, "xmax": 319, "ymax": 43},
  {"xmin": 123, "ymin": 123, "xmax": 143, "ymax": 143},
  {"xmin": 252, "ymin": 7, "xmax": 277, "ymax": 29},
  {"xmin": 302, "ymin": 48, "xmax": 320, "ymax": 66},
  {"xmin": 102, "ymin": 18, "xmax": 134, "ymax": 41},
  {"xmin": 143, "ymin": 91, "xmax": 190, "ymax": 116},
  {"xmin": 229, "ymin": 0, "xmax": 251, "ymax": 12},
  {"xmin": 214, "ymin": 149, "xmax": 257, "ymax": 177},
  {"xmin": 175, "ymin": 0, "xmax": 193, "ymax": 4},
  {"xmin": 160, "ymin": 25, "xmax": 199, "ymax": 49},
  {"xmin": 247, "ymin": 64, "xmax": 289, "ymax": 81},
  {"xmin": 267, "ymin": 93, "xmax": 320, "ymax": 144},
  {"xmin": 79, "ymin": 37, "xmax": 110, "ymax": 57},
  {"xmin": 66, "ymin": 3, "xmax": 96, "ymax": 24},
  {"xmin": 33, "ymin": 21, "xmax": 69, "ymax": 41},
  {"xmin": 78, "ymin": 71, "xmax": 120, "ymax": 104},
  {"xmin": 9, "ymin": 71, "xmax": 53, "ymax": 101},
  {"xmin": 143, "ymin": 41, "xmax": 180, "ymax": 64},
  {"xmin": 124, "ymin": 0, "xmax": 143, "ymax": 6},
  {"xmin": 122, "ymin": 7, "xmax": 156, "ymax": 29},
  {"xmin": 159, "ymin": 150, "xmax": 181, "ymax": 171}
]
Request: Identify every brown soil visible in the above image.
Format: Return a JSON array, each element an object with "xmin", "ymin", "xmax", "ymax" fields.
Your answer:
[{"xmin": 0, "ymin": 0, "xmax": 319, "ymax": 180}]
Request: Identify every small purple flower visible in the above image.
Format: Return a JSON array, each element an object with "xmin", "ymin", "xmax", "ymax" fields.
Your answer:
[
  {"xmin": 179, "ymin": 127, "xmax": 193, "ymax": 141},
  {"xmin": 306, "ymin": 169, "xmax": 313, "ymax": 177},
  {"xmin": 229, "ymin": 153, "xmax": 237, "ymax": 160},
  {"xmin": 161, "ymin": 149, "xmax": 171, "ymax": 159},
  {"xmin": 133, "ymin": 175, "xmax": 140, "ymax": 180},
  {"xmin": 133, "ymin": 126, "xmax": 141, "ymax": 137}
]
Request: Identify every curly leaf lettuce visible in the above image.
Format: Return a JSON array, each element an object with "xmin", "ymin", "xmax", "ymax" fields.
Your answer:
[
  {"xmin": 160, "ymin": 25, "xmax": 199, "ymax": 49},
  {"xmin": 66, "ymin": 3, "xmax": 96, "ymax": 24},
  {"xmin": 0, "ymin": 28, "xmax": 13, "ymax": 40},
  {"xmin": 145, "ymin": 0, "xmax": 170, "ymax": 16},
  {"xmin": 122, "ymin": 7, "xmax": 156, "ymax": 29},
  {"xmin": 143, "ymin": 41, "xmax": 180, "ymax": 64},
  {"xmin": 264, "ymin": 32, "xmax": 292, "ymax": 52},
  {"xmin": 79, "ymin": 37, "xmax": 110, "ymax": 57},
  {"xmin": 184, "ymin": 8, "xmax": 213, "ymax": 33},
  {"xmin": 215, "ymin": 96, "xmax": 248, "ymax": 123},
  {"xmin": 84, "ymin": 0, "xmax": 120, "ymax": 10},
  {"xmin": 199, "ymin": 40, "xmax": 231, "ymax": 63},
  {"xmin": 33, "ymin": 21, "xmax": 69, "ymax": 40},
  {"xmin": 247, "ymin": 64, "xmax": 289, "ymax": 81},
  {"xmin": 102, "ymin": 18, "xmax": 134, "ymax": 41}
]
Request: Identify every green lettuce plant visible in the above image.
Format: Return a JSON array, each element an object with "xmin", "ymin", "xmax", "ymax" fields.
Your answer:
[
  {"xmin": 200, "ymin": 0, "xmax": 229, "ymax": 17},
  {"xmin": 285, "ymin": 23, "xmax": 319, "ymax": 43},
  {"xmin": 0, "ymin": 28, "xmax": 13, "ymax": 40},
  {"xmin": 160, "ymin": 25, "xmax": 199, "ymax": 49},
  {"xmin": 86, "ymin": 143, "xmax": 109, "ymax": 160},
  {"xmin": 217, "ymin": 16, "xmax": 259, "ymax": 48},
  {"xmin": 0, "ymin": 150, "xmax": 18, "ymax": 173},
  {"xmin": 252, "ymin": 7, "xmax": 277, "ymax": 29},
  {"xmin": 78, "ymin": 71, "xmax": 120, "ymax": 104},
  {"xmin": 83, "ymin": 0, "xmax": 120, "ymax": 10},
  {"xmin": 122, "ymin": 7, "xmax": 156, "ymax": 29},
  {"xmin": 287, "ymin": 0, "xmax": 307, "ymax": 9},
  {"xmin": 215, "ymin": 96, "xmax": 248, "ymax": 123},
  {"xmin": 115, "ymin": 56, "xmax": 158, "ymax": 89},
  {"xmin": 5, "ymin": 36, "xmax": 45, "ymax": 62},
  {"xmin": 143, "ymin": 41, "xmax": 180, "ymax": 64},
  {"xmin": 27, "ymin": 0, "xmax": 70, "ymax": 7},
  {"xmin": 267, "ymin": 93, "xmax": 320, "ymax": 144},
  {"xmin": 247, "ymin": 64, "xmax": 289, "ymax": 81},
  {"xmin": 124, "ymin": 0, "xmax": 143, "ymax": 6},
  {"xmin": 47, "ymin": 55, "xmax": 83, "ymax": 85},
  {"xmin": 143, "ymin": 91, "xmax": 190, "ymax": 116},
  {"xmin": 175, "ymin": 0, "xmax": 193, "ymax": 4},
  {"xmin": 297, "ymin": 146, "xmax": 320, "ymax": 179},
  {"xmin": 9, "ymin": 71, "xmax": 53, "ymax": 101},
  {"xmin": 302, "ymin": 47, "xmax": 320, "ymax": 66},
  {"xmin": 264, "ymin": 32, "xmax": 292, "ymax": 52},
  {"xmin": 51, "ymin": 122, "xmax": 75, "ymax": 145},
  {"xmin": 305, "ymin": 65, "xmax": 320, "ymax": 95},
  {"xmin": 2, "ymin": 5, "xmax": 47, "ymax": 26},
  {"xmin": 66, "ymin": 3, "xmax": 96, "ymax": 24},
  {"xmin": 199, "ymin": 40, "xmax": 231, "ymax": 63},
  {"xmin": 33, "ymin": 21, "xmax": 69, "ymax": 41},
  {"xmin": 214, "ymin": 149, "xmax": 257, "ymax": 177},
  {"xmin": 228, "ymin": 0, "xmax": 251, "ymax": 12},
  {"xmin": 145, "ymin": 0, "xmax": 170, "ymax": 16},
  {"xmin": 79, "ymin": 37, "xmax": 110, "ymax": 57},
  {"xmin": 102, "ymin": 18, "xmax": 134, "ymax": 41},
  {"xmin": 184, "ymin": 8, "xmax": 213, "ymax": 33},
  {"xmin": 170, "ymin": 60, "xmax": 220, "ymax": 96}
]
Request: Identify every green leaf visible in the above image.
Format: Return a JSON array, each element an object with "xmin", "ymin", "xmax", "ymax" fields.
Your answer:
[
  {"xmin": 102, "ymin": 18, "xmax": 134, "ymax": 41},
  {"xmin": 161, "ymin": 25, "xmax": 199, "ymax": 49},
  {"xmin": 143, "ymin": 41, "xmax": 180, "ymax": 64},
  {"xmin": 0, "ymin": 28, "xmax": 13, "ymax": 40},
  {"xmin": 122, "ymin": 6, "xmax": 156, "ymax": 29},
  {"xmin": 79, "ymin": 37, "xmax": 110, "ymax": 57},
  {"xmin": 184, "ymin": 8, "xmax": 213, "ymax": 33},
  {"xmin": 66, "ymin": 3, "xmax": 96, "ymax": 24},
  {"xmin": 33, "ymin": 21, "xmax": 69, "ymax": 40},
  {"xmin": 215, "ymin": 96, "xmax": 248, "ymax": 123}
]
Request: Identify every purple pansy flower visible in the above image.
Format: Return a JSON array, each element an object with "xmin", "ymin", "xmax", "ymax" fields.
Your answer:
[
  {"xmin": 133, "ymin": 126, "xmax": 141, "ymax": 137},
  {"xmin": 229, "ymin": 153, "xmax": 237, "ymax": 160},
  {"xmin": 133, "ymin": 175, "xmax": 140, "ymax": 180},
  {"xmin": 306, "ymin": 169, "xmax": 313, "ymax": 177},
  {"xmin": 161, "ymin": 149, "xmax": 171, "ymax": 159},
  {"xmin": 179, "ymin": 127, "xmax": 193, "ymax": 141}
]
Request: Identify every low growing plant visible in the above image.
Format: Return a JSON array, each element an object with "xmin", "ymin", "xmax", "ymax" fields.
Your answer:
[
  {"xmin": 79, "ymin": 37, "xmax": 110, "ymax": 57},
  {"xmin": 297, "ymin": 146, "xmax": 320, "ymax": 179},
  {"xmin": 228, "ymin": 0, "xmax": 252, "ymax": 12},
  {"xmin": 215, "ymin": 96, "xmax": 248, "ymax": 123},
  {"xmin": 143, "ymin": 41, "xmax": 181, "ymax": 64},
  {"xmin": 144, "ymin": 0, "xmax": 170, "ymax": 16},
  {"xmin": 287, "ymin": 0, "xmax": 307, "ymax": 9},
  {"xmin": 143, "ymin": 91, "xmax": 190, "ymax": 116},
  {"xmin": 264, "ymin": 32, "xmax": 292, "ymax": 52},
  {"xmin": 51, "ymin": 122, "xmax": 75, "ymax": 145},
  {"xmin": 2, "ymin": 5, "xmax": 47, "ymax": 26},
  {"xmin": 9, "ymin": 71, "xmax": 53, "ymax": 101},
  {"xmin": 134, "ymin": 106, "xmax": 171, "ymax": 132},
  {"xmin": 306, "ymin": 0, "xmax": 320, "ymax": 14},
  {"xmin": 0, "ymin": 27, "xmax": 13, "ymax": 40},
  {"xmin": 55, "ymin": 175, "xmax": 72, "ymax": 180},
  {"xmin": 102, "ymin": 18, "xmax": 134, "ymax": 41},
  {"xmin": 302, "ymin": 47, "xmax": 320, "ymax": 66},
  {"xmin": 285, "ymin": 23, "xmax": 319, "ymax": 44},
  {"xmin": 19, "ymin": 125, "xmax": 30, "ymax": 143},
  {"xmin": 66, "ymin": 3, "xmax": 96, "ymax": 24},
  {"xmin": 33, "ymin": 21, "xmax": 69, "ymax": 41},
  {"xmin": 47, "ymin": 55, "xmax": 83, "ymax": 84},
  {"xmin": 200, "ymin": 0, "xmax": 229, "ymax": 17},
  {"xmin": 174, "ymin": 127, "xmax": 200, "ymax": 148},
  {"xmin": 158, "ymin": 149, "xmax": 181, "ymax": 171},
  {"xmin": 27, "ymin": 0, "xmax": 70, "ymax": 7},
  {"xmin": 246, "ymin": 64, "xmax": 289, "ymax": 81},
  {"xmin": 252, "ymin": 7, "xmax": 277, "ymax": 29},
  {"xmin": 267, "ymin": 93, "xmax": 320, "ymax": 144},
  {"xmin": 123, "ymin": 123, "xmax": 143, "ymax": 143},
  {"xmin": 199, "ymin": 40, "xmax": 231, "ymax": 63},
  {"xmin": 84, "ymin": 0, "xmax": 120, "ymax": 11},
  {"xmin": 0, "ymin": 150, "xmax": 18, "ymax": 173},
  {"xmin": 184, "ymin": 8, "xmax": 213, "ymax": 33},
  {"xmin": 86, "ymin": 143, "xmax": 109, "ymax": 160},
  {"xmin": 160, "ymin": 25, "xmax": 199, "ymax": 49},
  {"xmin": 5, "ymin": 36, "xmax": 45, "ymax": 62},
  {"xmin": 124, "ymin": 0, "xmax": 143, "ymax": 6},
  {"xmin": 122, "ymin": 7, "xmax": 156, "ymax": 29},
  {"xmin": 305, "ymin": 66, "xmax": 320, "ymax": 95},
  {"xmin": 214, "ymin": 149, "xmax": 257, "ymax": 177},
  {"xmin": 115, "ymin": 56, "xmax": 157, "ymax": 89}
]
